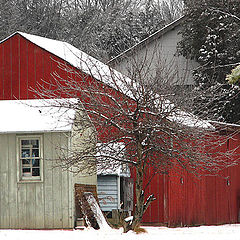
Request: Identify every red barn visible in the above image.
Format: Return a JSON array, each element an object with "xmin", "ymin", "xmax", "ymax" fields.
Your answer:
[
  {"xmin": 141, "ymin": 135, "xmax": 240, "ymax": 227},
  {"xmin": 1, "ymin": 32, "xmax": 240, "ymax": 228}
]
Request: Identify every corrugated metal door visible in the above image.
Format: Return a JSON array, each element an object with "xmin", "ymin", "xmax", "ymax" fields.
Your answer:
[{"xmin": 97, "ymin": 175, "xmax": 118, "ymax": 212}]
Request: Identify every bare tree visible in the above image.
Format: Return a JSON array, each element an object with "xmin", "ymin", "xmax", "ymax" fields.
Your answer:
[{"xmin": 35, "ymin": 50, "xmax": 238, "ymax": 232}]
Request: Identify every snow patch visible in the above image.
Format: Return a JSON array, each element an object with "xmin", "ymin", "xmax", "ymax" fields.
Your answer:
[
  {"xmin": 0, "ymin": 98, "xmax": 77, "ymax": 133},
  {"xmin": 1, "ymin": 225, "xmax": 240, "ymax": 240}
]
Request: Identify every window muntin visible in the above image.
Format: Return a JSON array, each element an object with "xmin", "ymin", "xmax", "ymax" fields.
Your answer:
[{"xmin": 18, "ymin": 137, "xmax": 42, "ymax": 181}]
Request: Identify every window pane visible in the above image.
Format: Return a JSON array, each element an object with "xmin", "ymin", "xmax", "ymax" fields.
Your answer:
[
  {"xmin": 32, "ymin": 149, "xmax": 39, "ymax": 157},
  {"xmin": 31, "ymin": 140, "xmax": 39, "ymax": 148},
  {"xmin": 21, "ymin": 140, "xmax": 30, "ymax": 145},
  {"xmin": 21, "ymin": 149, "xmax": 30, "ymax": 158},
  {"xmin": 22, "ymin": 168, "xmax": 31, "ymax": 176},
  {"xmin": 22, "ymin": 159, "xmax": 31, "ymax": 165},
  {"xmin": 19, "ymin": 137, "xmax": 41, "ymax": 180},
  {"xmin": 32, "ymin": 159, "xmax": 40, "ymax": 167},
  {"xmin": 32, "ymin": 168, "xmax": 40, "ymax": 176}
]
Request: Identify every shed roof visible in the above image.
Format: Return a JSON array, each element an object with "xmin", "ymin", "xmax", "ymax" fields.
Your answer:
[{"xmin": 0, "ymin": 99, "xmax": 76, "ymax": 133}]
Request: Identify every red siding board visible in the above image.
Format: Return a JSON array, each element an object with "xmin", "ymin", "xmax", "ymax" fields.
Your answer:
[
  {"xmin": 42, "ymin": 52, "xmax": 53, "ymax": 96},
  {"xmin": 11, "ymin": 35, "xmax": 20, "ymax": 99},
  {"xmin": 3, "ymin": 39, "xmax": 11, "ymax": 99},
  {"xmin": 35, "ymin": 47, "xmax": 44, "ymax": 98},
  {"xmin": 19, "ymin": 36, "xmax": 28, "ymax": 99},
  {"xmin": 0, "ymin": 43, "xmax": 3, "ymax": 99},
  {"xmin": 27, "ymin": 41, "xmax": 35, "ymax": 99}
]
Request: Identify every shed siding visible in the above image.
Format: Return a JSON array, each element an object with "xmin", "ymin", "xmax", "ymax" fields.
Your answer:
[
  {"xmin": 97, "ymin": 175, "xmax": 119, "ymax": 211},
  {"xmin": 0, "ymin": 133, "xmax": 75, "ymax": 229}
]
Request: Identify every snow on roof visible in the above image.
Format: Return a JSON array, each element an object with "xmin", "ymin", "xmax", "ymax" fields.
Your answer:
[
  {"xmin": 0, "ymin": 99, "xmax": 76, "ymax": 133},
  {"xmin": 6, "ymin": 31, "xmax": 132, "ymax": 97},
  {"xmin": 154, "ymin": 99, "xmax": 213, "ymax": 130},
  {"xmin": 97, "ymin": 142, "xmax": 130, "ymax": 177},
  {"xmin": 169, "ymin": 109, "xmax": 213, "ymax": 129}
]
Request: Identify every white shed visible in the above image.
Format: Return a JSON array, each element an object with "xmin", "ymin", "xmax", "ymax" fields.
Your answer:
[{"xmin": 0, "ymin": 99, "xmax": 96, "ymax": 229}]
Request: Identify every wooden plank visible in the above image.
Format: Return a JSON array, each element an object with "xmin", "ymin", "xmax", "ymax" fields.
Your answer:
[
  {"xmin": 19, "ymin": 36, "xmax": 28, "ymax": 99},
  {"xmin": 42, "ymin": 51, "xmax": 52, "ymax": 97},
  {"xmin": 11, "ymin": 35, "xmax": 20, "ymax": 99},
  {"xmin": 0, "ymin": 42, "xmax": 3, "ymax": 99},
  {"xmin": 44, "ymin": 133, "xmax": 54, "ymax": 228},
  {"xmin": 35, "ymin": 47, "xmax": 44, "ymax": 97},
  {"xmin": 75, "ymin": 183, "xmax": 98, "ymax": 219},
  {"xmin": 68, "ymin": 165, "xmax": 74, "ymax": 228},
  {"xmin": 52, "ymin": 133, "xmax": 63, "ymax": 228},
  {"xmin": 0, "ymin": 135, "xmax": 10, "ymax": 228},
  {"xmin": 35, "ymin": 183, "xmax": 45, "ymax": 228},
  {"xmin": 142, "ymin": 168, "xmax": 150, "ymax": 223},
  {"xmin": 17, "ymin": 183, "xmax": 27, "ymax": 228},
  {"xmin": 26, "ymin": 184, "xmax": 36, "ymax": 229},
  {"xmin": 3, "ymin": 39, "xmax": 11, "ymax": 99},
  {"xmin": 8, "ymin": 134, "xmax": 18, "ymax": 228},
  {"xmin": 61, "ymin": 134, "xmax": 71, "ymax": 228},
  {"xmin": 27, "ymin": 41, "xmax": 35, "ymax": 99},
  {"xmin": 163, "ymin": 174, "xmax": 169, "ymax": 225}
]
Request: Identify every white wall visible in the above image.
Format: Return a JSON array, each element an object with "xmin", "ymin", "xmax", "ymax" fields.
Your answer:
[
  {"xmin": 111, "ymin": 25, "xmax": 198, "ymax": 86},
  {"xmin": 0, "ymin": 132, "xmax": 96, "ymax": 229}
]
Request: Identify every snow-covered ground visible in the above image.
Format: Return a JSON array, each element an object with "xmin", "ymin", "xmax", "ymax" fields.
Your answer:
[{"xmin": 1, "ymin": 225, "xmax": 240, "ymax": 240}]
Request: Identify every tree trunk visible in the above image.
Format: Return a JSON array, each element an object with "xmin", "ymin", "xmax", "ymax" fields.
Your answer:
[{"xmin": 123, "ymin": 140, "xmax": 146, "ymax": 232}]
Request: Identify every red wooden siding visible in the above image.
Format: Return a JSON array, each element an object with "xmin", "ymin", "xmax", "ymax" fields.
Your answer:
[
  {"xmin": 1, "ymin": 33, "xmax": 240, "ymax": 227},
  {"xmin": 0, "ymin": 34, "xmax": 72, "ymax": 100},
  {"xmin": 141, "ymin": 135, "xmax": 240, "ymax": 226}
]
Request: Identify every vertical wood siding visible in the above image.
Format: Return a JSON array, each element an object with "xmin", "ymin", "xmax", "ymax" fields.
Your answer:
[
  {"xmin": 0, "ymin": 34, "xmax": 69, "ymax": 100},
  {"xmin": 0, "ymin": 133, "xmax": 74, "ymax": 229},
  {"xmin": 1, "ymin": 33, "xmax": 240, "ymax": 227},
  {"xmin": 141, "ymin": 136, "xmax": 240, "ymax": 226}
]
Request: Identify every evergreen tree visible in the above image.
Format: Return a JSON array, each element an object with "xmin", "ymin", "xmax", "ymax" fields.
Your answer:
[{"xmin": 179, "ymin": 0, "xmax": 240, "ymax": 123}]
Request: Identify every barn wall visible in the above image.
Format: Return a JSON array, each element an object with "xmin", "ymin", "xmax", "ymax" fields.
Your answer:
[
  {"xmin": 141, "ymin": 169, "xmax": 166, "ymax": 224},
  {"xmin": 0, "ymin": 34, "xmax": 70, "ymax": 100},
  {"xmin": 0, "ymin": 132, "xmax": 79, "ymax": 229},
  {"xmin": 141, "ymin": 135, "xmax": 240, "ymax": 226}
]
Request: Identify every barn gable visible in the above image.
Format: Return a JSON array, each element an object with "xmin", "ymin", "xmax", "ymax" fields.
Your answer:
[{"xmin": 0, "ymin": 32, "xmax": 128, "ymax": 101}]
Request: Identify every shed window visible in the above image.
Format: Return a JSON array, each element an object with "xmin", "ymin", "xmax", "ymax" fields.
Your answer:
[{"xmin": 17, "ymin": 136, "xmax": 43, "ymax": 182}]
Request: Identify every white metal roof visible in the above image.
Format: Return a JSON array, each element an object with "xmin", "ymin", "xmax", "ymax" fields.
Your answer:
[{"xmin": 0, "ymin": 99, "xmax": 76, "ymax": 133}]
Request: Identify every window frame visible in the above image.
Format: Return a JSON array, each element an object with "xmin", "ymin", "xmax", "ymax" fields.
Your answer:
[{"xmin": 17, "ymin": 135, "xmax": 43, "ymax": 183}]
